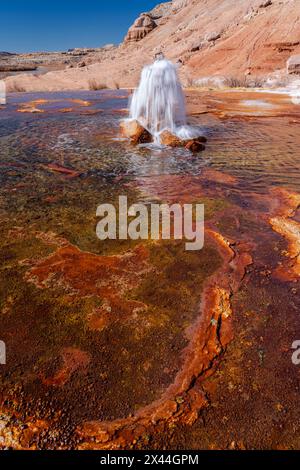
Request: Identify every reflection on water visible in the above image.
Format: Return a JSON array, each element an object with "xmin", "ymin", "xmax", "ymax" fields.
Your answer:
[
  {"xmin": 204, "ymin": 115, "xmax": 300, "ymax": 193},
  {"xmin": 241, "ymin": 99, "xmax": 275, "ymax": 108},
  {"xmin": 1, "ymin": 90, "xmax": 299, "ymax": 193}
]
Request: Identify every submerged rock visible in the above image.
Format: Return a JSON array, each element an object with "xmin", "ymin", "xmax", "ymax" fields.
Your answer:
[{"xmin": 120, "ymin": 119, "xmax": 152, "ymax": 144}]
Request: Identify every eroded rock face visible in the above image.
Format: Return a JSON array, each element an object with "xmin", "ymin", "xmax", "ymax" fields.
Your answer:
[
  {"xmin": 205, "ymin": 31, "xmax": 222, "ymax": 42},
  {"xmin": 149, "ymin": 2, "xmax": 173, "ymax": 20},
  {"xmin": 287, "ymin": 55, "xmax": 300, "ymax": 74},
  {"xmin": 172, "ymin": 0, "xmax": 192, "ymax": 10},
  {"xmin": 120, "ymin": 119, "xmax": 152, "ymax": 144},
  {"xmin": 125, "ymin": 14, "xmax": 157, "ymax": 42}
]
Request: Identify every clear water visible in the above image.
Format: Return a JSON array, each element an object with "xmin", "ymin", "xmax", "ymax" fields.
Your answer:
[{"xmin": 1, "ymin": 89, "xmax": 299, "ymax": 193}]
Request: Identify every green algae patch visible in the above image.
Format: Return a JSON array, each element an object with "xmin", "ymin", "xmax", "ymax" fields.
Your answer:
[
  {"xmin": 130, "ymin": 240, "xmax": 222, "ymax": 331},
  {"xmin": 192, "ymin": 197, "xmax": 231, "ymax": 220}
]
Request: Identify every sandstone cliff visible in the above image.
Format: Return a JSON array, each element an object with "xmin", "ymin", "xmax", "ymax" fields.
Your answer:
[{"xmin": 5, "ymin": 0, "xmax": 300, "ymax": 91}]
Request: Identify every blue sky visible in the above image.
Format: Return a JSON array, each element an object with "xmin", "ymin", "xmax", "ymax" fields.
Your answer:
[{"xmin": 1, "ymin": 0, "xmax": 160, "ymax": 53}]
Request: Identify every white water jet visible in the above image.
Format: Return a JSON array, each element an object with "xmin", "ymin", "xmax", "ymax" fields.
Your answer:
[{"xmin": 129, "ymin": 56, "xmax": 199, "ymax": 143}]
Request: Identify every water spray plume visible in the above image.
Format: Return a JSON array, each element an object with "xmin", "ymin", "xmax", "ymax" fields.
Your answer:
[{"xmin": 129, "ymin": 56, "xmax": 199, "ymax": 143}]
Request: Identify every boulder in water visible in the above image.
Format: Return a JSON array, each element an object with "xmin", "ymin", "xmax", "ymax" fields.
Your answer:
[
  {"xmin": 185, "ymin": 140, "xmax": 206, "ymax": 152},
  {"xmin": 160, "ymin": 130, "xmax": 183, "ymax": 147},
  {"xmin": 120, "ymin": 119, "xmax": 152, "ymax": 144},
  {"xmin": 160, "ymin": 130, "xmax": 206, "ymax": 151}
]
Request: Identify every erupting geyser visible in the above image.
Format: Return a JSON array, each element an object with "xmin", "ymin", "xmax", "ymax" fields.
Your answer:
[
  {"xmin": 130, "ymin": 57, "xmax": 187, "ymax": 138},
  {"xmin": 121, "ymin": 55, "xmax": 205, "ymax": 149}
]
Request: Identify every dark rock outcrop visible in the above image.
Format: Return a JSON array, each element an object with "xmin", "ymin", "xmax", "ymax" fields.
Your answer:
[
  {"xmin": 0, "ymin": 51, "xmax": 15, "ymax": 57},
  {"xmin": 185, "ymin": 140, "xmax": 206, "ymax": 152},
  {"xmin": 259, "ymin": 0, "xmax": 272, "ymax": 7}
]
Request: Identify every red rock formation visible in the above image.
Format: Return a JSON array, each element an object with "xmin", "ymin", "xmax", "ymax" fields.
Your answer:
[
  {"xmin": 270, "ymin": 217, "xmax": 300, "ymax": 281},
  {"xmin": 185, "ymin": 140, "xmax": 206, "ymax": 152},
  {"xmin": 159, "ymin": 130, "xmax": 206, "ymax": 151},
  {"xmin": 120, "ymin": 124, "xmax": 206, "ymax": 151},
  {"xmin": 268, "ymin": 188, "xmax": 300, "ymax": 282},
  {"xmin": 6, "ymin": 0, "xmax": 300, "ymax": 91},
  {"xmin": 124, "ymin": 13, "xmax": 157, "ymax": 43},
  {"xmin": 159, "ymin": 130, "xmax": 183, "ymax": 147}
]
